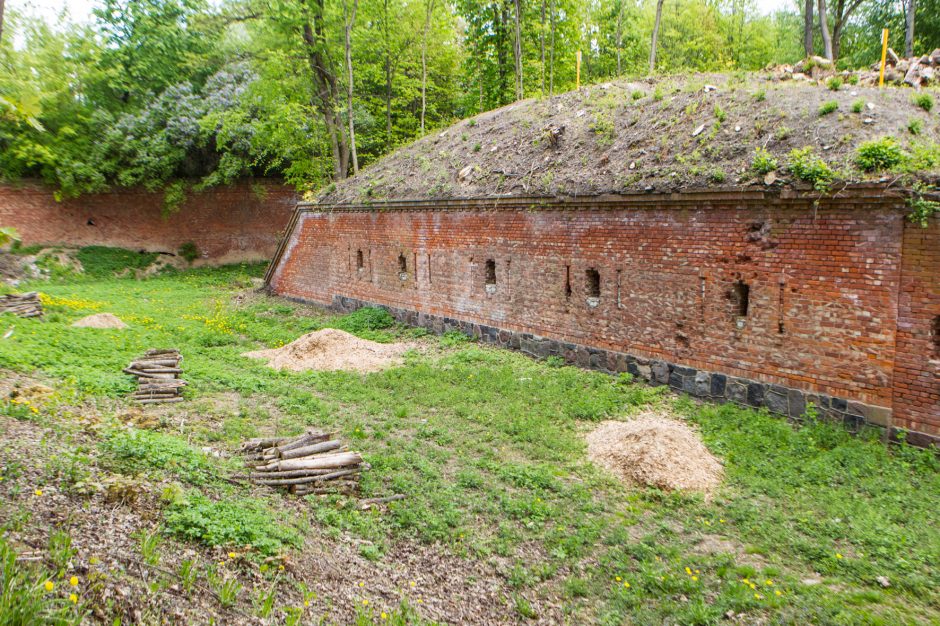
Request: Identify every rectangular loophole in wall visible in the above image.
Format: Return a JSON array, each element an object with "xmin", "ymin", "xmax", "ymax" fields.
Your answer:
[
  {"xmin": 585, "ymin": 268, "xmax": 600, "ymax": 298},
  {"xmin": 356, "ymin": 249, "xmax": 364, "ymax": 270},
  {"xmin": 398, "ymin": 253, "xmax": 408, "ymax": 281},
  {"xmin": 564, "ymin": 265, "xmax": 572, "ymax": 299},
  {"xmin": 731, "ymin": 280, "xmax": 749, "ymax": 317},
  {"xmin": 933, "ymin": 315, "xmax": 940, "ymax": 357},
  {"xmin": 485, "ymin": 259, "xmax": 496, "ymax": 285}
]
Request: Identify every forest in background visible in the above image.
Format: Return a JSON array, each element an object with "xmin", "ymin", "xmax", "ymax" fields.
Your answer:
[{"xmin": 0, "ymin": 0, "xmax": 937, "ymax": 201}]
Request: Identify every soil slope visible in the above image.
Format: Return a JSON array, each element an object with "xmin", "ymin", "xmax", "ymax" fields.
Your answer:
[{"xmin": 318, "ymin": 73, "xmax": 940, "ymax": 204}]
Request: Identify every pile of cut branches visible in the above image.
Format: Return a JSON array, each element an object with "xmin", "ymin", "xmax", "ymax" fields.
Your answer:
[
  {"xmin": 241, "ymin": 431, "xmax": 365, "ymax": 496},
  {"xmin": 0, "ymin": 292, "xmax": 42, "ymax": 318},
  {"xmin": 124, "ymin": 349, "xmax": 186, "ymax": 404}
]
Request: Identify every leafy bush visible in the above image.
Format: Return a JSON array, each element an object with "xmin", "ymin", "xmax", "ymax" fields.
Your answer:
[
  {"xmin": 855, "ymin": 137, "xmax": 906, "ymax": 172},
  {"xmin": 75, "ymin": 247, "xmax": 158, "ymax": 279},
  {"xmin": 912, "ymin": 93, "xmax": 934, "ymax": 112},
  {"xmin": 178, "ymin": 242, "xmax": 200, "ymax": 263},
  {"xmin": 713, "ymin": 104, "xmax": 726, "ymax": 123},
  {"xmin": 631, "ymin": 90, "xmax": 645, "ymax": 100},
  {"xmin": 100, "ymin": 429, "xmax": 219, "ymax": 485},
  {"xmin": 826, "ymin": 77, "xmax": 842, "ymax": 91},
  {"xmin": 908, "ymin": 184, "xmax": 940, "ymax": 227},
  {"xmin": 908, "ymin": 119, "xmax": 924, "ymax": 135},
  {"xmin": 751, "ymin": 147, "xmax": 779, "ymax": 176},
  {"xmin": 164, "ymin": 494, "xmax": 301, "ymax": 556},
  {"xmin": 788, "ymin": 147, "xmax": 835, "ymax": 190},
  {"xmin": 332, "ymin": 307, "xmax": 395, "ymax": 334},
  {"xmin": 851, "ymin": 99, "xmax": 864, "ymax": 113},
  {"xmin": 818, "ymin": 100, "xmax": 838, "ymax": 116}
]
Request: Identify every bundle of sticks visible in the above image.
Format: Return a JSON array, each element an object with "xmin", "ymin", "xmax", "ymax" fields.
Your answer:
[
  {"xmin": 0, "ymin": 292, "xmax": 42, "ymax": 319},
  {"xmin": 241, "ymin": 431, "xmax": 366, "ymax": 496},
  {"xmin": 123, "ymin": 349, "xmax": 186, "ymax": 404}
]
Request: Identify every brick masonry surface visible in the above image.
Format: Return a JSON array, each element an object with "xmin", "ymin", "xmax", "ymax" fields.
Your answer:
[
  {"xmin": 0, "ymin": 180, "xmax": 298, "ymax": 263},
  {"xmin": 266, "ymin": 189, "xmax": 940, "ymax": 447}
]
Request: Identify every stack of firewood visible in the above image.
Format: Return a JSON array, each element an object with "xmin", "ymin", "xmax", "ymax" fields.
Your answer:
[
  {"xmin": 123, "ymin": 349, "xmax": 186, "ymax": 404},
  {"xmin": 241, "ymin": 431, "xmax": 366, "ymax": 496},
  {"xmin": 0, "ymin": 292, "xmax": 42, "ymax": 319}
]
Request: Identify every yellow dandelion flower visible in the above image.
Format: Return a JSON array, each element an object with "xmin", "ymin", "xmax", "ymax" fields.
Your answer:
[
  {"xmin": 44, "ymin": 581, "xmax": 54, "ymax": 592},
  {"xmin": 749, "ymin": 583, "xmax": 757, "ymax": 590},
  {"xmin": 754, "ymin": 593, "xmax": 763, "ymax": 600},
  {"xmin": 765, "ymin": 580, "xmax": 773, "ymax": 586},
  {"xmin": 358, "ymin": 582, "xmax": 364, "ymax": 588},
  {"xmin": 416, "ymin": 598, "xmax": 422, "ymax": 604},
  {"xmin": 694, "ymin": 570, "xmax": 700, "ymax": 574},
  {"xmin": 228, "ymin": 552, "xmax": 236, "ymax": 559},
  {"xmin": 684, "ymin": 567, "xmax": 692, "ymax": 575},
  {"xmin": 304, "ymin": 601, "xmax": 310, "ymax": 607},
  {"xmin": 835, "ymin": 553, "xmax": 843, "ymax": 559},
  {"xmin": 34, "ymin": 489, "xmax": 43, "ymax": 497},
  {"xmin": 381, "ymin": 613, "xmax": 388, "ymax": 620},
  {"xmin": 30, "ymin": 407, "xmax": 38, "ymax": 414},
  {"xmin": 719, "ymin": 519, "xmax": 726, "ymax": 523},
  {"xmin": 409, "ymin": 581, "xmax": 416, "ymax": 588},
  {"xmin": 623, "ymin": 582, "xmax": 630, "ymax": 588},
  {"xmin": 691, "ymin": 576, "xmax": 698, "ymax": 582},
  {"xmin": 69, "ymin": 576, "xmax": 79, "ymax": 587},
  {"xmin": 69, "ymin": 593, "xmax": 78, "ymax": 604},
  {"xmin": 615, "ymin": 576, "xmax": 621, "ymax": 582},
  {"xmin": 775, "ymin": 590, "xmax": 782, "ymax": 596},
  {"xmin": 278, "ymin": 565, "xmax": 285, "ymax": 571},
  {"xmin": 362, "ymin": 599, "xmax": 369, "ymax": 606}
]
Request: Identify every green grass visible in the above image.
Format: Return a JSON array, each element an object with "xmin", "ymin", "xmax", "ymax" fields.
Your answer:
[{"xmin": 1, "ymin": 252, "xmax": 938, "ymax": 623}]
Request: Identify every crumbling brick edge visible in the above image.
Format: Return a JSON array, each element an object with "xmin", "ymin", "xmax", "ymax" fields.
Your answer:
[{"xmin": 283, "ymin": 292, "xmax": 939, "ymax": 449}]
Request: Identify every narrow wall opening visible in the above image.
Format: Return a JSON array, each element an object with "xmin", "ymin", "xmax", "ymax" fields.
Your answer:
[
  {"xmin": 485, "ymin": 259, "xmax": 497, "ymax": 294},
  {"xmin": 564, "ymin": 265, "xmax": 572, "ymax": 299},
  {"xmin": 585, "ymin": 268, "xmax": 600, "ymax": 307},
  {"xmin": 356, "ymin": 249, "xmax": 364, "ymax": 270},
  {"xmin": 933, "ymin": 315, "xmax": 940, "ymax": 357},
  {"xmin": 398, "ymin": 253, "xmax": 408, "ymax": 281},
  {"xmin": 731, "ymin": 280, "xmax": 749, "ymax": 317}
]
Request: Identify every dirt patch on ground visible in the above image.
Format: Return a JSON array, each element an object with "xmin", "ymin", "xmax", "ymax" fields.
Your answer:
[
  {"xmin": 244, "ymin": 328, "xmax": 411, "ymax": 373},
  {"xmin": 71, "ymin": 313, "xmax": 128, "ymax": 329},
  {"xmin": 586, "ymin": 411, "xmax": 723, "ymax": 495}
]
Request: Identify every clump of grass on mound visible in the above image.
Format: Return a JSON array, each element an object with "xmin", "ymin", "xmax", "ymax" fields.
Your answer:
[
  {"xmin": 855, "ymin": 137, "xmax": 906, "ymax": 172},
  {"xmin": 100, "ymin": 428, "xmax": 221, "ymax": 485},
  {"xmin": 76, "ymin": 246, "xmax": 158, "ymax": 279}
]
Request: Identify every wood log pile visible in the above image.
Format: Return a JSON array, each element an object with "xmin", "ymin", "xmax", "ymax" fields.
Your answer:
[
  {"xmin": 124, "ymin": 349, "xmax": 187, "ymax": 404},
  {"xmin": 241, "ymin": 431, "xmax": 366, "ymax": 496},
  {"xmin": 0, "ymin": 292, "xmax": 42, "ymax": 319}
]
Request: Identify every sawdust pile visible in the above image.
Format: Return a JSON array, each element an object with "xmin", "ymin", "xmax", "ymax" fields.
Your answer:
[
  {"xmin": 244, "ymin": 328, "xmax": 410, "ymax": 373},
  {"xmin": 72, "ymin": 313, "xmax": 128, "ymax": 329},
  {"xmin": 586, "ymin": 412, "xmax": 723, "ymax": 495}
]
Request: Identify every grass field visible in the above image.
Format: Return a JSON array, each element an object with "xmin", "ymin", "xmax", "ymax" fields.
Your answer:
[{"xmin": 0, "ymin": 250, "xmax": 938, "ymax": 625}]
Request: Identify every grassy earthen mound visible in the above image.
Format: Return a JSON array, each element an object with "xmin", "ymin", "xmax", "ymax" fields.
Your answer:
[
  {"xmin": 587, "ymin": 411, "xmax": 723, "ymax": 495},
  {"xmin": 71, "ymin": 313, "xmax": 128, "ymax": 329},
  {"xmin": 244, "ymin": 328, "xmax": 410, "ymax": 373}
]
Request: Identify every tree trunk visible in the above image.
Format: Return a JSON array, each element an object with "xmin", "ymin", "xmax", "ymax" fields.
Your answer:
[
  {"xmin": 615, "ymin": 0, "xmax": 624, "ymax": 75},
  {"xmin": 904, "ymin": 0, "xmax": 915, "ymax": 57},
  {"xmin": 649, "ymin": 0, "xmax": 665, "ymax": 73},
  {"xmin": 512, "ymin": 0, "xmax": 523, "ymax": 100},
  {"xmin": 0, "ymin": 0, "xmax": 5, "ymax": 44},
  {"xmin": 494, "ymin": 2, "xmax": 509, "ymax": 102},
  {"xmin": 343, "ymin": 0, "xmax": 359, "ymax": 175},
  {"xmin": 539, "ymin": 0, "xmax": 546, "ymax": 94},
  {"xmin": 420, "ymin": 0, "xmax": 435, "ymax": 135},
  {"xmin": 817, "ymin": 0, "xmax": 833, "ymax": 60},
  {"xmin": 803, "ymin": 0, "xmax": 814, "ymax": 56},
  {"xmin": 548, "ymin": 0, "xmax": 555, "ymax": 94},
  {"xmin": 383, "ymin": 0, "xmax": 393, "ymax": 149},
  {"xmin": 302, "ymin": 6, "xmax": 350, "ymax": 180}
]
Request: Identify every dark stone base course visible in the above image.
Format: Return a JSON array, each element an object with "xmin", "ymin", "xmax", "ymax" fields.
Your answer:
[{"xmin": 325, "ymin": 295, "xmax": 937, "ymax": 449}]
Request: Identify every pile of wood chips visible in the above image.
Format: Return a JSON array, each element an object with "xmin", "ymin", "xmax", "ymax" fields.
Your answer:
[
  {"xmin": 123, "ymin": 349, "xmax": 187, "ymax": 404},
  {"xmin": 0, "ymin": 292, "xmax": 42, "ymax": 319},
  {"xmin": 241, "ymin": 431, "xmax": 366, "ymax": 496}
]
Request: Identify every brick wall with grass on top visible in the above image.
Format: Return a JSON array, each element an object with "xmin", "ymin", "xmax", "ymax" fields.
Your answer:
[
  {"xmin": 0, "ymin": 180, "xmax": 298, "ymax": 263},
  {"xmin": 266, "ymin": 189, "xmax": 939, "ymax": 444}
]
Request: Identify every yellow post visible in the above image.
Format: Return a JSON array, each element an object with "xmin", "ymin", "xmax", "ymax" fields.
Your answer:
[
  {"xmin": 879, "ymin": 28, "xmax": 889, "ymax": 88},
  {"xmin": 576, "ymin": 50, "xmax": 582, "ymax": 90}
]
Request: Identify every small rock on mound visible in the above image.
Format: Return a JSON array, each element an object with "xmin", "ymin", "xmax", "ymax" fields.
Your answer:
[
  {"xmin": 244, "ymin": 328, "xmax": 409, "ymax": 373},
  {"xmin": 586, "ymin": 412, "xmax": 723, "ymax": 495},
  {"xmin": 72, "ymin": 313, "xmax": 128, "ymax": 329}
]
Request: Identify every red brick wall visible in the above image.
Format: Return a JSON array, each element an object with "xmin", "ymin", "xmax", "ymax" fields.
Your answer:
[
  {"xmin": 268, "ymin": 191, "xmax": 938, "ymax": 440},
  {"xmin": 0, "ymin": 181, "xmax": 298, "ymax": 263},
  {"xmin": 894, "ymin": 219, "xmax": 940, "ymax": 437}
]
